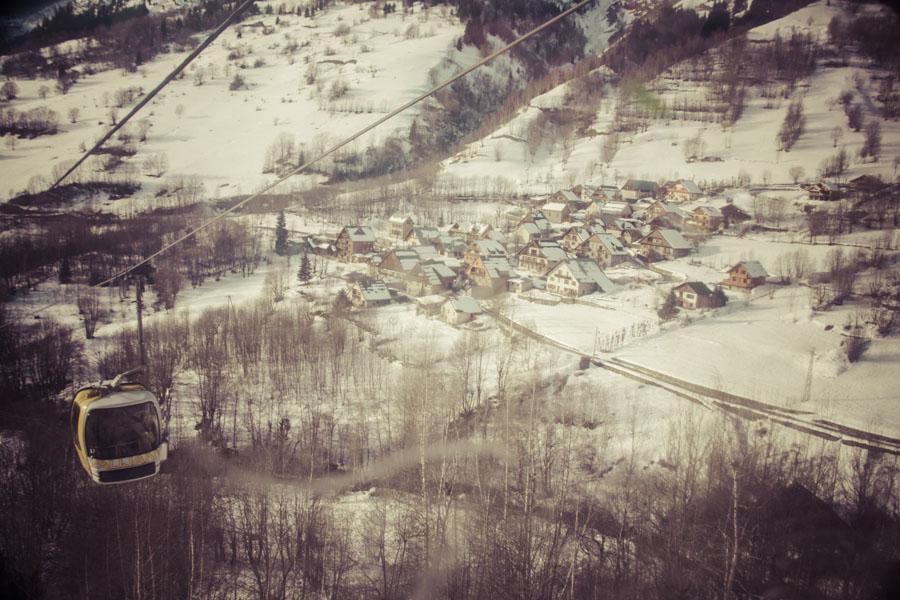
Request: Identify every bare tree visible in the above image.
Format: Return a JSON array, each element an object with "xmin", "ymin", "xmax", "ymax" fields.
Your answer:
[
  {"xmin": 77, "ymin": 288, "xmax": 103, "ymax": 339},
  {"xmin": 67, "ymin": 107, "xmax": 80, "ymax": 124},
  {"xmin": 789, "ymin": 165, "xmax": 805, "ymax": 184}
]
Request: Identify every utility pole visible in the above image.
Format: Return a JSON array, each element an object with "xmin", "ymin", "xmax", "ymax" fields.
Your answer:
[
  {"xmin": 135, "ymin": 274, "xmax": 146, "ymax": 369},
  {"xmin": 130, "ymin": 263, "xmax": 154, "ymax": 370}
]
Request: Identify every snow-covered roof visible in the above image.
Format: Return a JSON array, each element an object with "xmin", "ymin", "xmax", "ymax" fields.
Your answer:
[
  {"xmin": 557, "ymin": 190, "xmax": 581, "ymax": 204},
  {"xmin": 542, "ymin": 202, "xmax": 568, "ymax": 212},
  {"xmin": 592, "ymin": 233, "xmax": 630, "ymax": 256},
  {"xmin": 358, "ymin": 281, "xmax": 391, "ymax": 302},
  {"xmin": 644, "ymin": 228, "xmax": 692, "ymax": 250},
  {"xmin": 389, "ymin": 215, "xmax": 413, "ymax": 224},
  {"xmin": 409, "ymin": 227, "xmax": 440, "ymax": 242},
  {"xmin": 448, "ymin": 296, "xmax": 482, "ymax": 315},
  {"xmin": 470, "ymin": 239, "xmax": 506, "ymax": 256},
  {"xmin": 343, "ymin": 226, "xmax": 375, "ymax": 243},
  {"xmin": 482, "ymin": 256, "xmax": 512, "ymax": 279},
  {"xmin": 535, "ymin": 241, "xmax": 568, "ymax": 262},
  {"xmin": 389, "ymin": 250, "xmax": 421, "ymax": 272},
  {"xmin": 675, "ymin": 281, "xmax": 714, "ymax": 296},
  {"xmin": 564, "ymin": 227, "xmax": 591, "ymax": 244},
  {"xmin": 417, "ymin": 262, "xmax": 456, "ymax": 285},
  {"xmin": 694, "ymin": 206, "xmax": 722, "ymax": 217},
  {"xmin": 554, "ymin": 259, "xmax": 617, "ymax": 292},
  {"xmin": 733, "ymin": 260, "xmax": 768, "ymax": 278},
  {"xmin": 676, "ymin": 180, "xmax": 702, "ymax": 194}
]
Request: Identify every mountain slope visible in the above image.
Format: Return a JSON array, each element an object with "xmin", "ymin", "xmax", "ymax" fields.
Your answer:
[{"xmin": 439, "ymin": 0, "xmax": 899, "ymax": 195}]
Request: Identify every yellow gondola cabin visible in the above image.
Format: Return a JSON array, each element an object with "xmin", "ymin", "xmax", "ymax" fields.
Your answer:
[{"xmin": 71, "ymin": 374, "xmax": 167, "ymax": 484}]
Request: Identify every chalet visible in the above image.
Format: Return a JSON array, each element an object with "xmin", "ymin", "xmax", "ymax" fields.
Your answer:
[
  {"xmin": 442, "ymin": 296, "xmax": 482, "ymax": 325},
  {"xmin": 378, "ymin": 249, "xmax": 422, "ymax": 277},
  {"xmin": 449, "ymin": 222, "xmax": 494, "ymax": 243},
  {"xmin": 466, "ymin": 223, "xmax": 494, "ymax": 243},
  {"xmin": 577, "ymin": 233, "xmax": 631, "ymax": 267},
  {"xmin": 388, "ymin": 215, "xmax": 414, "ymax": 240},
  {"xmin": 673, "ymin": 281, "xmax": 724, "ymax": 310},
  {"xmin": 553, "ymin": 189, "xmax": 589, "ymax": 210},
  {"xmin": 692, "ymin": 206, "xmax": 723, "ymax": 232},
  {"xmin": 335, "ymin": 226, "xmax": 376, "ymax": 261},
  {"xmin": 599, "ymin": 201, "xmax": 633, "ymax": 220},
  {"xmin": 507, "ymin": 277, "xmax": 533, "ymax": 294},
  {"xmin": 664, "ymin": 180, "xmax": 703, "ymax": 203},
  {"xmin": 405, "ymin": 226, "xmax": 440, "ymax": 246},
  {"xmin": 636, "ymin": 228, "xmax": 693, "ymax": 261},
  {"xmin": 516, "ymin": 240, "xmax": 568, "ymax": 276},
  {"xmin": 546, "ymin": 259, "xmax": 617, "ymax": 298},
  {"xmin": 406, "ymin": 262, "xmax": 457, "ymax": 296},
  {"xmin": 464, "ymin": 239, "xmax": 506, "ymax": 268},
  {"xmin": 723, "ymin": 261, "xmax": 768, "ymax": 289},
  {"xmin": 847, "ymin": 174, "xmax": 887, "ymax": 196},
  {"xmin": 606, "ymin": 224, "xmax": 646, "ymax": 246},
  {"xmin": 344, "ymin": 279, "xmax": 392, "ymax": 308},
  {"xmin": 803, "ymin": 181, "xmax": 841, "ymax": 201},
  {"xmin": 720, "ymin": 203, "xmax": 751, "ymax": 227},
  {"xmin": 541, "ymin": 202, "xmax": 571, "ymax": 224},
  {"xmin": 621, "ymin": 179, "xmax": 659, "ymax": 201},
  {"xmin": 465, "ymin": 254, "xmax": 512, "ymax": 294},
  {"xmin": 433, "ymin": 235, "xmax": 467, "ymax": 258},
  {"xmin": 516, "ymin": 210, "xmax": 553, "ymax": 238},
  {"xmin": 559, "ymin": 226, "xmax": 592, "ymax": 253},
  {"xmin": 645, "ymin": 200, "xmax": 681, "ymax": 224}
]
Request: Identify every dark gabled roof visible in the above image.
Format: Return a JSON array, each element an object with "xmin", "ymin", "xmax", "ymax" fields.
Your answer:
[
  {"xmin": 674, "ymin": 281, "xmax": 713, "ymax": 296},
  {"xmin": 623, "ymin": 179, "xmax": 659, "ymax": 192}
]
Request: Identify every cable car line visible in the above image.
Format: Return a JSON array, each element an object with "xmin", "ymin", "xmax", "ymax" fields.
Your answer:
[
  {"xmin": 48, "ymin": 0, "xmax": 259, "ymax": 191},
  {"xmin": 3, "ymin": 0, "xmax": 595, "ymax": 331}
]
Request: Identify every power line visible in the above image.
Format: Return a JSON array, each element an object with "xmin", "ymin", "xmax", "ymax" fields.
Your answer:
[
  {"xmin": 48, "ymin": 0, "xmax": 259, "ymax": 190},
  {"xmin": 4, "ymin": 0, "xmax": 596, "ymax": 328}
]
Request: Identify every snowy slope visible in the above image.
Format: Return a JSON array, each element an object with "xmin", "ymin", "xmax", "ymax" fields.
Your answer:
[
  {"xmin": 0, "ymin": 1, "xmax": 472, "ymax": 202},
  {"xmin": 439, "ymin": 0, "xmax": 900, "ymax": 196}
]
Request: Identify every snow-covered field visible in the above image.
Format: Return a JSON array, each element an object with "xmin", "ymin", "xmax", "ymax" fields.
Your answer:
[
  {"xmin": 1, "ymin": 1, "xmax": 472, "ymax": 201},
  {"xmin": 439, "ymin": 0, "xmax": 900, "ymax": 196}
]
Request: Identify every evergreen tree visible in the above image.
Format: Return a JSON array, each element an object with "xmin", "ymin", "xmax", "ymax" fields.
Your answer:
[
  {"xmin": 713, "ymin": 286, "xmax": 728, "ymax": 307},
  {"xmin": 658, "ymin": 290, "xmax": 679, "ymax": 320},
  {"xmin": 297, "ymin": 252, "xmax": 312, "ymax": 285},
  {"xmin": 274, "ymin": 210, "xmax": 288, "ymax": 255},
  {"xmin": 58, "ymin": 257, "xmax": 72, "ymax": 284}
]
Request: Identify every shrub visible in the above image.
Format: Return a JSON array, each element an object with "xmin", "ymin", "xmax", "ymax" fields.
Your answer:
[
  {"xmin": 229, "ymin": 73, "xmax": 246, "ymax": 91},
  {"xmin": 0, "ymin": 81, "xmax": 18, "ymax": 101}
]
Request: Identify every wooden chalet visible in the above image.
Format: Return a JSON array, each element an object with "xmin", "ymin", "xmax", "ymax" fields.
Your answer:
[
  {"xmin": 621, "ymin": 179, "xmax": 659, "ymax": 201},
  {"xmin": 559, "ymin": 226, "xmax": 592, "ymax": 253},
  {"xmin": 546, "ymin": 259, "xmax": 617, "ymax": 298},
  {"xmin": 516, "ymin": 240, "xmax": 568, "ymax": 276},
  {"xmin": 344, "ymin": 278, "xmax": 392, "ymax": 308},
  {"xmin": 405, "ymin": 226, "xmax": 440, "ymax": 246},
  {"xmin": 335, "ymin": 225, "xmax": 376, "ymax": 261},
  {"xmin": 541, "ymin": 201, "xmax": 571, "ymax": 224},
  {"xmin": 723, "ymin": 261, "xmax": 768, "ymax": 289},
  {"xmin": 692, "ymin": 206, "xmax": 724, "ymax": 232},
  {"xmin": 673, "ymin": 281, "xmax": 724, "ymax": 309},
  {"xmin": 720, "ymin": 203, "xmax": 751, "ymax": 227},
  {"xmin": 803, "ymin": 181, "xmax": 841, "ymax": 201},
  {"xmin": 442, "ymin": 296, "xmax": 482, "ymax": 325},
  {"xmin": 664, "ymin": 179, "xmax": 703, "ymax": 203},
  {"xmin": 577, "ymin": 233, "xmax": 631, "ymax": 267},
  {"xmin": 406, "ymin": 262, "xmax": 457, "ymax": 296},
  {"xmin": 636, "ymin": 228, "xmax": 693, "ymax": 261},
  {"xmin": 388, "ymin": 215, "xmax": 414, "ymax": 240}
]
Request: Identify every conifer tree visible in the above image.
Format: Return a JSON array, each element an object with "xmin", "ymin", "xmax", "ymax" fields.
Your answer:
[
  {"xmin": 297, "ymin": 252, "xmax": 312, "ymax": 285},
  {"xmin": 274, "ymin": 210, "xmax": 288, "ymax": 255}
]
